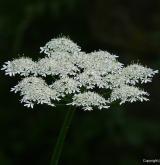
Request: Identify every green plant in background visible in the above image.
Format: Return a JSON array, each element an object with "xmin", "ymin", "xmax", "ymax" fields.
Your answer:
[{"xmin": 1, "ymin": 37, "xmax": 158, "ymax": 165}]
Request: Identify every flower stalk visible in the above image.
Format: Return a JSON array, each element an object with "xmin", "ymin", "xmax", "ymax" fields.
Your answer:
[{"xmin": 50, "ymin": 107, "xmax": 75, "ymax": 165}]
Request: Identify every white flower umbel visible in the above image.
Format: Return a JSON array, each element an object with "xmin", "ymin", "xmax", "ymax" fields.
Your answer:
[
  {"xmin": 36, "ymin": 54, "xmax": 79, "ymax": 77},
  {"xmin": 102, "ymin": 64, "xmax": 159, "ymax": 88},
  {"xmin": 50, "ymin": 77, "xmax": 81, "ymax": 96},
  {"xmin": 11, "ymin": 77, "xmax": 60, "ymax": 108},
  {"xmin": 110, "ymin": 85, "xmax": 149, "ymax": 105},
  {"xmin": 120, "ymin": 64, "xmax": 159, "ymax": 85},
  {"xmin": 1, "ymin": 57, "xmax": 36, "ymax": 76},
  {"xmin": 1, "ymin": 37, "xmax": 158, "ymax": 110},
  {"xmin": 68, "ymin": 91, "xmax": 109, "ymax": 111},
  {"xmin": 40, "ymin": 37, "xmax": 81, "ymax": 56},
  {"xmin": 75, "ymin": 51, "xmax": 123, "ymax": 75}
]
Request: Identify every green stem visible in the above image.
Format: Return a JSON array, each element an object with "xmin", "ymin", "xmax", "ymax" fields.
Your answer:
[{"xmin": 50, "ymin": 107, "xmax": 75, "ymax": 165}]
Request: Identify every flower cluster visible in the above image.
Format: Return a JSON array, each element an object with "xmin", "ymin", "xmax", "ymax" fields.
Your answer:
[
  {"xmin": 10, "ymin": 77, "xmax": 60, "ymax": 108},
  {"xmin": 68, "ymin": 91, "xmax": 109, "ymax": 111},
  {"xmin": 1, "ymin": 37, "xmax": 158, "ymax": 110},
  {"xmin": 2, "ymin": 57, "xmax": 37, "ymax": 76},
  {"xmin": 40, "ymin": 37, "xmax": 81, "ymax": 55}
]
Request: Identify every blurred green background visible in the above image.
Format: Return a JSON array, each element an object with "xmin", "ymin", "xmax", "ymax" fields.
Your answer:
[{"xmin": 0, "ymin": 0, "xmax": 160, "ymax": 165}]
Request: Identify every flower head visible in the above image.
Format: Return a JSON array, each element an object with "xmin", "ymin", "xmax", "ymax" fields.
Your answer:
[
  {"xmin": 40, "ymin": 37, "xmax": 81, "ymax": 56},
  {"xmin": 50, "ymin": 77, "xmax": 81, "ymax": 95},
  {"xmin": 36, "ymin": 55, "xmax": 79, "ymax": 77},
  {"xmin": 68, "ymin": 91, "xmax": 109, "ymax": 111},
  {"xmin": 1, "ymin": 37, "xmax": 158, "ymax": 110},
  {"xmin": 11, "ymin": 77, "xmax": 60, "ymax": 108},
  {"xmin": 1, "ymin": 57, "xmax": 36, "ymax": 76},
  {"xmin": 120, "ymin": 64, "xmax": 158, "ymax": 85},
  {"xmin": 110, "ymin": 85, "xmax": 149, "ymax": 104}
]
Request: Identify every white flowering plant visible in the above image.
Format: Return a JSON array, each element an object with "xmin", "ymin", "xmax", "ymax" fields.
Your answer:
[
  {"xmin": 1, "ymin": 37, "xmax": 158, "ymax": 165},
  {"xmin": 1, "ymin": 37, "xmax": 158, "ymax": 110}
]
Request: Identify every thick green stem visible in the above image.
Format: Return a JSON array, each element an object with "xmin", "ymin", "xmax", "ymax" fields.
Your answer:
[{"xmin": 50, "ymin": 107, "xmax": 75, "ymax": 165}]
